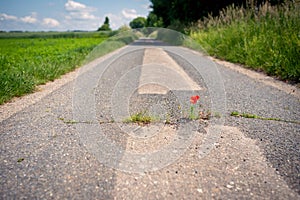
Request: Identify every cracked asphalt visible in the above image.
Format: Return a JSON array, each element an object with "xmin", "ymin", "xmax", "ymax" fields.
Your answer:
[{"xmin": 1, "ymin": 39, "xmax": 299, "ymax": 199}]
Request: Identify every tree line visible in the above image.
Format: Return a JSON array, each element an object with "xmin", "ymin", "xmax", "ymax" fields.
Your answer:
[
  {"xmin": 98, "ymin": 0, "xmax": 292, "ymax": 31},
  {"xmin": 148, "ymin": 0, "xmax": 289, "ymax": 28}
]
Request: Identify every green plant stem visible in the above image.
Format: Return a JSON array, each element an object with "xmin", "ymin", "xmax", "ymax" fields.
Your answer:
[{"xmin": 230, "ymin": 111, "xmax": 300, "ymax": 124}]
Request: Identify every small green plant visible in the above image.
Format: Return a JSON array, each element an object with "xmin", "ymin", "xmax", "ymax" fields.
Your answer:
[
  {"xmin": 230, "ymin": 111, "xmax": 240, "ymax": 117},
  {"xmin": 231, "ymin": 111, "xmax": 264, "ymax": 119},
  {"xmin": 188, "ymin": 96, "xmax": 217, "ymax": 121},
  {"xmin": 59, "ymin": 118, "xmax": 78, "ymax": 124},
  {"xmin": 189, "ymin": 95, "xmax": 200, "ymax": 120},
  {"xmin": 58, "ymin": 117, "xmax": 93, "ymax": 124},
  {"xmin": 124, "ymin": 111, "xmax": 156, "ymax": 125},
  {"xmin": 230, "ymin": 111, "xmax": 300, "ymax": 124}
]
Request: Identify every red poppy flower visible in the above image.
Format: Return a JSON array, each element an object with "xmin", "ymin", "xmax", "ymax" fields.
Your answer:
[{"xmin": 190, "ymin": 95, "xmax": 200, "ymax": 104}]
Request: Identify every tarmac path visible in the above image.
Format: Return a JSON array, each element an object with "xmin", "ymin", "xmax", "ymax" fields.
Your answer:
[{"xmin": 1, "ymin": 39, "xmax": 299, "ymax": 199}]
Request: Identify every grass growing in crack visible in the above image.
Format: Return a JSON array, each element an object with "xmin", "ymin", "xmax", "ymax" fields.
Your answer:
[
  {"xmin": 124, "ymin": 111, "xmax": 157, "ymax": 125},
  {"xmin": 99, "ymin": 119, "xmax": 115, "ymax": 124},
  {"xmin": 230, "ymin": 111, "xmax": 300, "ymax": 124},
  {"xmin": 58, "ymin": 117, "xmax": 93, "ymax": 124},
  {"xmin": 231, "ymin": 111, "xmax": 261, "ymax": 119},
  {"xmin": 59, "ymin": 117, "xmax": 76, "ymax": 124}
]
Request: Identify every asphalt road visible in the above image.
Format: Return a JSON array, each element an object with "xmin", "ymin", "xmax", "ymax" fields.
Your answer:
[{"xmin": 1, "ymin": 39, "xmax": 299, "ymax": 199}]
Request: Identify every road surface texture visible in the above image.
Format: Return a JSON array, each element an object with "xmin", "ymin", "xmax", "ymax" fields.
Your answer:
[{"xmin": 1, "ymin": 39, "xmax": 299, "ymax": 199}]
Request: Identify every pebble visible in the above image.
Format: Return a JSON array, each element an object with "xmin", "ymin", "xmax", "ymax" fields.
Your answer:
[
  {"xmin": 197, "ymin": 188, "xmax": 203, "ymax": 193},
  {"xmin": 226, "ymin": 184, "xmax": 234, "ymax": 189}
]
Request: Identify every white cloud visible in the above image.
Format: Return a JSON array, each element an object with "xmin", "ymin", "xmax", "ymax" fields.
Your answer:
[
  {"xmin": 64, "ymin": 0, "xmax": 97, "ymax": 21},
  {"xmin": 42, "ymin": 18, "xmax": 60, "ymax": 27},
  {"xmin": 0, "ymin": 13, "xmax": 18, "ymax": 21},
  {"xmin": 0, "ymin": 12, "xmax": 38, "ymax": 24},
  {"xmin": 68, "ymin": 11, "xmax": 96, "ymax": 20},
  {"xmin": 105, "ymin": 9, "xmax": 146, "ymax": 30},
  {"xmin": 20, "ymin": 12, "xmax": 38, "ymax": 24},
  {"xmin": 61, "ymin": 1, "xmax": 100, "ymax": 30},
  {"xmin": 121, "ymin": 9, "xmax": 139, "ymax": 19},
  {"xmin": 65, "ymin": 0, "xmax": 86, "ymax": 11}
]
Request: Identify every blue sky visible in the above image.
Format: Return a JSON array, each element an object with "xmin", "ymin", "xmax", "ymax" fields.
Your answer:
[{"xmin": 0, "ymin": 0, "xmax": 151, "ymax": 31}]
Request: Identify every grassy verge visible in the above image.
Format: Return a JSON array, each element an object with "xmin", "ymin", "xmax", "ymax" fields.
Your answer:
[
  {"xmin": 0, "ymin": 36, "xmax": 106, "ymax": 104},
  {"xmin": 191, "ymin": 2, "xmax": 300, "ymax": 83}
]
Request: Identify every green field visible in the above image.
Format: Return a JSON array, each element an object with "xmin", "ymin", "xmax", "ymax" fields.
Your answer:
[
  {"xmin": 0, "ymin": 30, "xmax": 141, "ymax": 105},
  {"xmin": 0, "ymin": 34, "xmax": 106, "ymax": 104}
]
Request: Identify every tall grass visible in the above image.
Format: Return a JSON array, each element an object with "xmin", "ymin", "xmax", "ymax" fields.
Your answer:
[{"xmin": 191, "ymin": 1, "xmax": 300, "ymax": 82}]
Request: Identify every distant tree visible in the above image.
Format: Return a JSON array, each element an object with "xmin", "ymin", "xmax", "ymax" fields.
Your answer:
[
  {"xmin": 104, "ymin": 16, "xmax": 109, "ymax": 25},
  {"xmin": 98, "ymin": 16, "xmax": 111, "ymax": 31},
  {"xmin": 129, "ymin": 17, "xmax": 147, "ymax": 29}
]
